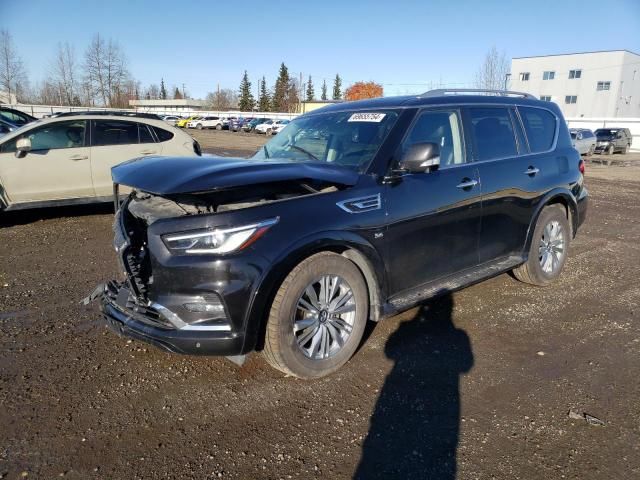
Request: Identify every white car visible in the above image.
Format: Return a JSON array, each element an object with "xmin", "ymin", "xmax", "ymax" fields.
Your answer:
[
  {"xmin": 0, "ymin": 112, "xmax": 201, "ymax": 210},
  {"xmin": 255, "ymin": 119, "xmax": 290, "ymax": 135},
  {"xmin": 272, "ymin": 119, "xmax": 290, "ymax": 134},
  {"xmin": 569, "ymin": 128, "xmax": 596, "ymax": 155},
  {"xmin": 187, "ymin": 116, "xmax": 223, "ymax": 130}
]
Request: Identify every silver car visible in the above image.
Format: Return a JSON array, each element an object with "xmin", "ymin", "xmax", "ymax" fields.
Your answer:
[{"xmin": 570, "ymin": 128, "xmax": 596, "ymax": 155}]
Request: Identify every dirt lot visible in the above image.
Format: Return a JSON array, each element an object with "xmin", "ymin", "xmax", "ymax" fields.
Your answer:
[{"xmin": 1, "ymin": 130, "xmax": 639, "ymax": 479}]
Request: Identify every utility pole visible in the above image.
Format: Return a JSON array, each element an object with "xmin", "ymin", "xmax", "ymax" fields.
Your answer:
[{"xmin": 182, "ymin": 83, "xmax": 186, "ymax": 99}]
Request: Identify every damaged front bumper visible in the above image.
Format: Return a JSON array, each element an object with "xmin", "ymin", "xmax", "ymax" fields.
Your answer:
[{"xmin": 99, "ymin": 281, "xmax": 245, "ymax": 356}]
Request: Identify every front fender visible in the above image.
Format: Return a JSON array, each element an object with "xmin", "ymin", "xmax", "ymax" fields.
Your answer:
[{"xmin": 240, "ymin": 230, "xmax": 387, "ymax": 354}]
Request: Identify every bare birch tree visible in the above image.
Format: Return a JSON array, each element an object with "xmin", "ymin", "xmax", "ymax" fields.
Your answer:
[
  {"xmin": 0, "ymin": 29, "xmax": 27, "ymax": 103},
  {"xmin": 474, "ymin": 46, "xmax": 510, "ymax": 91},
  {"xmin": 83, "ymin": 34, "xmax": 130, "ymax": 107},
  {"xmin": 51, "ymin": 42, "xmax": 78, "ymax": 105}
]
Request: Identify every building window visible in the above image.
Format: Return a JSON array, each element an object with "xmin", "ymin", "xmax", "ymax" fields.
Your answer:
[
  {"xmin": 565, "ymin": 95, "xmax": 577, "ymax": 104},
  {"xmin": 540, "ymin": 96, "xmax": 552, "ymax": 102},
  {"xmin": 519, "ymin": 72, "xmax": 530, "ymax": 81},
  {"xmin": 596, "ymin": 81, "xmax": 611, "ymax": 91},
  {"xmin": 543, "ymin": 71, "xmax": 555, "ymax": 80},
  {"xmin": 569, "ymin": 69, "xmax": 582, "ymax": 79}
]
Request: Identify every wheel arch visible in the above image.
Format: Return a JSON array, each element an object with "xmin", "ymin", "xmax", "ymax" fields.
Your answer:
[
  {"xmin": 523, "ymin": 189, "xmax": 578, "ymax": 255},
  {"xmin": 241, "ymin": 232, "xmax": 387, "ymax": 354}
]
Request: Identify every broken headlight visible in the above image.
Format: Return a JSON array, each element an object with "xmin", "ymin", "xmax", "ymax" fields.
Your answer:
[{"xmin": 162, "ymin": 218, "xmax": 278, "ymax": 254}]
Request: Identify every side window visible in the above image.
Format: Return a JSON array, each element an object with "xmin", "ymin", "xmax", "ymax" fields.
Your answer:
[
  {"xmin": 93, "ymin": 120, "xmax": 139, "ymax": 146},
  {"xmin": 138, "ymin": 123, "xmax": 155, "ymax": 143},
  {"xmin": 402, "ymin": 110, "xmax": 465, "ymax": 167},
  {"xmin": 518, "ymin": 107, "xmax": 556, "ymax": 153},
  {"xmin": 152, "ymin": 126, "xmax": 174, "ymax": 142},
  {"xmin": 469, "ymin": 107, "xmax": 517, "ymax": 161},
  {"xmin": 1, "ymin": 120, "xmax": 86, "ymax": 153}
]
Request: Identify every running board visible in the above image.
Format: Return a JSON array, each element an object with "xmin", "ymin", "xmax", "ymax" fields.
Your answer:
[{"xmin": 388, "ymin": 255, "xmax": 524, "ymax": 311}]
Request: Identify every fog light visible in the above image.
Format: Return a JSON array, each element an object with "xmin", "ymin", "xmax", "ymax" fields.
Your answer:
[{"xmin": 183, "ymin": 302, "xmax": 225, "ymax": 316}]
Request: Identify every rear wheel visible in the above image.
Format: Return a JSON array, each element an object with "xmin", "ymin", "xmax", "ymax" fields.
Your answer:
[
  {"xmin": 216, "ymin": 124, "xmax": 222, "ymax": 130},
  {"xmin": 513, "ymin": 204, "xmax": 570, "ymax": 286},
  {"xmin": 622, "ymin": 144, "xmax": 629, "ymax": 155},
  {"xmin": 263, "ymin": 252, "xmax": 369, "ymax": 378}
]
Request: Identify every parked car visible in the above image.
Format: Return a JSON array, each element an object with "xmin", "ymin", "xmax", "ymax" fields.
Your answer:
[
  {"xmin": 162, "ymin": 115, "xmax": 181, "ymax": 126},
  {"xmin": 272, "ymin": 119, "xmax": 290, "ymax": 134},
  {"xmin": 0, "ymin": 118, "xmax": 18, "ymax": 138},
  {"xmin": 98, "ymin": 89, "xmax": 588, "ymax": 379},
  {"xmin": 255, "ymin": 119, "xmax": 289, "ymax": 135},
  {"xmin": 594, "ymin": 127, "xmax": 632, "ymax": 155},
  {"xmin": 229, "ymin": 117, "xmax": 253, "ymax": 132},
  {"xmin": 188, "ymin": 116, "xmax": 223, "ymax": 130},
  {"xmin": 242, "ymin": 117, "xmax": 270, "ymax": 133},
  {"xmin": 569, "ymin": 128, "xmax": 596, "ymax": 155},
  {"xmin": 176, "ymin": 116, "xmax": 201, "ymax": 128},
  {"xmin": 0, "ymin": 107, "xmax": 36, "ymax": 126},
  {"xmin": 0, "ymin": 112, "xmax": 201, "ymax": 210}
]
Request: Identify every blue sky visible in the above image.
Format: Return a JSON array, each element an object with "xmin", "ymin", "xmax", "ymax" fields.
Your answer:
[{"xmin": 2, "ymin": 0, "xmax": 640, "ymax": 98}]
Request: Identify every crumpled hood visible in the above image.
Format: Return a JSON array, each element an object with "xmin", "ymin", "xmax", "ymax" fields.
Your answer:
[{"xmin": 111, "ymin": 156, "xmax": 360, "ymax": 195}]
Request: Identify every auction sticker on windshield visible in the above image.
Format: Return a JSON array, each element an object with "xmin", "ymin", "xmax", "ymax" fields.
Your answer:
[{"xmin": 348, "ymin": 113, "xmax": 386, "ymax": 122}]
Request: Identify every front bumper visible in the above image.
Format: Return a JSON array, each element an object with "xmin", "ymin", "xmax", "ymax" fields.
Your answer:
[{"xmin": 101, "ymin": 281, "xmax": 245, "ymax": 355}]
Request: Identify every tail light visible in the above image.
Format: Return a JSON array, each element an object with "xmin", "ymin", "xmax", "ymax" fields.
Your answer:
[{"xmin": 578, "ymin": 159, "xmax": 585, "ymax": 175}]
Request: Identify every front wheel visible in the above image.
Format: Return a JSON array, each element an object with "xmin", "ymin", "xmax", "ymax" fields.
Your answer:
[
  {"xmin": 196, "ymin": 123, "xmax": 203, "ymax": 130},
  {"xmin": 513, "ymin": 204, "xmax": 570, "ymax": 286},
  {"xmin": 263, "ymin": 252, "xmax": 369, "ymax": 378},
  {"xmin": 607, "ymin": 144, "xmax": 615, "ymax": 155}
]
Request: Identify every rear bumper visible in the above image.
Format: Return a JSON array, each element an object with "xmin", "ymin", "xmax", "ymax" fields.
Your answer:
[{"xmin": 101, "ymin": 282, "xmax": 245, "ymax": 356}]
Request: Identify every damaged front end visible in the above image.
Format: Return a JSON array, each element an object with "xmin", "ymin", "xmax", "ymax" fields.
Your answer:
[{"xmin": 97, "ymin": 157, "xmax": 357, "ymax": 358}]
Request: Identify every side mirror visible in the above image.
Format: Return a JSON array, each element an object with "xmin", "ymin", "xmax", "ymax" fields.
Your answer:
[
  {"xmin": 15, "ymin": 137, "xmax": 31, "ymax": 157},
  {"xmin": 399, "ymin": 142, "xmax": 441, "ymax": 173}
]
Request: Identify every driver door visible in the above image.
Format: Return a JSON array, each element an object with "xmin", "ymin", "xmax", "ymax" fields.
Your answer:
[
  {"xmin": 384, "ymin": 109, "xmax": 482, "ymax": 295},
  {"xmin": 0, "ymin": 119, "xmax": 93, "ymax": 203}
]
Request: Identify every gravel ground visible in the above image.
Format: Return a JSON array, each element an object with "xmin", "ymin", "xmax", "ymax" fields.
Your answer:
[{"xmin": 0, "ymin": 131, "xmax": 639, "ymax": 479}]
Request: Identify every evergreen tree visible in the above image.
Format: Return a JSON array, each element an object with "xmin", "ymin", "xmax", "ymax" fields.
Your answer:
[
  {"xmin": 173, "ymin": 87, "xmax": 182, "ymax": 99},
  {"xmin": 332, "ymin": 74, "xmax": 342, "ymax": 100},
  {"xmin": 321, "ymin": 79, "xmax": 327, "ymax": 100},
  {"xmin": 305, "ymin": 75, "xmax": 314, "ymax": 101},
  {"xmin": 238, "ymin": 70, "xmax": 255, "ymax": 111},
  {"xmin": 258, "ymin": 76, "xmax": 270, "ymax": 112},
  {"xmin": 271, "ymin": 62, "xmax": 290, "ymax": 112},
  {"xmin": 159, "ymin": 78, "xmax": 167, "ymax": 100}
]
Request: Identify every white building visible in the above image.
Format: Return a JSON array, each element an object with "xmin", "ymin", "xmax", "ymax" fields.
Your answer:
[{"xmin": 510, "ymin": 50, "xmax": 640, "ymax": 118}]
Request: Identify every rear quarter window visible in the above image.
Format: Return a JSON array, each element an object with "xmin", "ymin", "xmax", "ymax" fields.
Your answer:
[
  {"xmin": 518, "ymin": 107, "xmax": 557, "ymax": 153},
  {"xmin": 152, "ymin": 126, "xmax": 174, "ymax": 142}
]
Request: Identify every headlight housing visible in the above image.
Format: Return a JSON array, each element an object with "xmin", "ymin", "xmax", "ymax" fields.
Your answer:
[{"xmin": 162, "ymin": 218, "xmax": 278, "ymax": 254}]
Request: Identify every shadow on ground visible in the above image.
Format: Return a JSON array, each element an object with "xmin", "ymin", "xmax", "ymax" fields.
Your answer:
[{"xmin": 355, "ymin": 294, "xmax": 473, "ymax": 480}]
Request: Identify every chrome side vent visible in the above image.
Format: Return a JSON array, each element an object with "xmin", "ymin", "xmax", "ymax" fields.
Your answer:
[{"xmin": 336, "ymin": 194, "xmax": 382, "ymax": 214}]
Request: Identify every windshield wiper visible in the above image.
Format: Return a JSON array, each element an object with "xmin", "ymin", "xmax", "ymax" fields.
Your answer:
[
  {"xmin": 289, "ymin": 145, "xmax": 319, "ymax": 161},
  {"xmin": 263, "ymin": 145, "xmax": 270, "ymax": 158}
]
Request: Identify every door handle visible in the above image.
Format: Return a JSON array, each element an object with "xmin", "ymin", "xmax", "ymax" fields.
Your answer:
[
  {"xmin": 524, "ymin": 166, "xmax": 540, "ymax": 176},
  {"xmin": 456, "ymin": 179, "xmax": 478, "ymax": 189},
  {"xmin": 69, "ymin": 154, "xmax": 88, "ymax": 161}
]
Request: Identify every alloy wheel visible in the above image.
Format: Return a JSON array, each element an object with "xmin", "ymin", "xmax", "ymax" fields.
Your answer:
[
  {"xmin": 538, "ymin": 220, "xmax": 565, "ymax": 274},
  {"xmin": 293, "ymin": 275, "xmax": 356, "ymax": 360}
]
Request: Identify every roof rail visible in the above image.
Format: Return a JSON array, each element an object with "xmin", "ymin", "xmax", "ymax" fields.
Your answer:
[
  {"xmin": 418, "ymin": 88, "xmax": 537, "ymax": 99},
  {"xmin": 52, "ymin": 110, "xmax": 162, "ymax": 120}
]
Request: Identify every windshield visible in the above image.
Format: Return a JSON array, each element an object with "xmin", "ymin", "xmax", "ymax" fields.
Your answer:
[
  {"xmin": 253, "ymin": 110, "xmax": 399, "ymax": 172},
  {"xmin": 595, "ymin": 129, "xmax": 616, "ymax": 137}
]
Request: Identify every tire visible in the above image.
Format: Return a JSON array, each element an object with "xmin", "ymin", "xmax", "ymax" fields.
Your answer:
[
  {"xmin": 263, "ymin": 252, "xmax": 369, "ymax": 379},
  {"xmin": 266, "ymin": 128, "xmax": 272, "ymax": 135},
  {"xmin": 622, "ymin": 144, "xmax": 629, "ymax": 155},
  {"xmin": 587, "ymin": 145, "xmax": 594, "ymax": 156},
  {"xmin": 513, "ymin": 204, "xmax": 570, "ymax": 286},
  {"xmin": 216, "ymin": 124, "xmax": 222, "ymax": 130},
  {"xmin": 607, "ymin": 144, "xmax": 615, "ymax": 155},
  {"xmin": 196, "ymin": 123, "xmax": 203, "ymax": 130}
]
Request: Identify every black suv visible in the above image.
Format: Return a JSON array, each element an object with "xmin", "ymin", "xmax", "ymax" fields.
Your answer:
[
  {"xmin": 594, "ymin": 127, "xmax": 632, "ymax": 155},
  {"xmin": 99, "ymin": 89, "xmax": 588, "ymax": 378}
]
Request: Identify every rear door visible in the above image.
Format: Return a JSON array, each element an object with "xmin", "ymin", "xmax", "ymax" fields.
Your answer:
[
  {"xmin": 90, "ymin": 119, "xmax": 162, "ymax": 196},
  {"xmin": 471, "ymin": 105, "xmax": 559, "ymax": 263},
  {"xmin": 384, "ymin": 108, "xmax": 482, "ymax": 295},
  {"xmin": 0, "ymin": 119, "xmax": 93, "ymax": 203}
]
